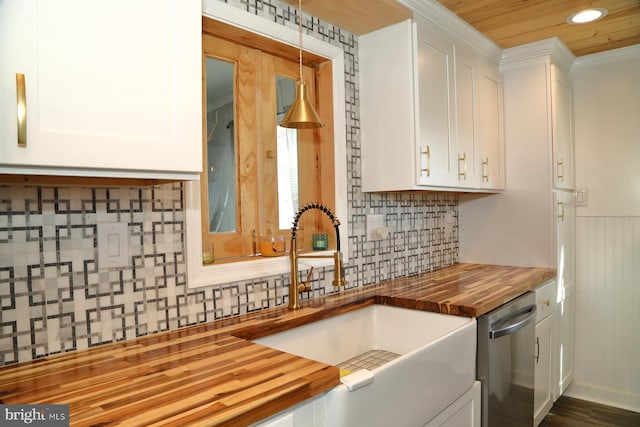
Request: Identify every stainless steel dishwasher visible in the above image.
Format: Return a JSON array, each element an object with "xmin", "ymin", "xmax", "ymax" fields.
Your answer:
[{"xmin": 477, "ymin": 291, "xmax": 537, "ymax": 427}]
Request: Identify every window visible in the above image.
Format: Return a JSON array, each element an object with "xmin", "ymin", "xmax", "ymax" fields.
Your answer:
[
  {"xmin": 201, "ymin": 21, "xmax": 335, "ymax": 263},
  {"xmin": 186, "ymin": 7, "xmax": 346, "ymax": 288}
]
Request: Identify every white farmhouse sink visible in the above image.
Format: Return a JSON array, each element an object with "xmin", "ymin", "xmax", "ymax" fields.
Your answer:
[{"xmin": 253, "ymin": 304, "xmax": 477, "ymax": 427}]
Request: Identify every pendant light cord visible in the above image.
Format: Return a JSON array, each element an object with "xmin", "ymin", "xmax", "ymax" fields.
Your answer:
[{"xmin": 298, "ymin": 0, "xmax": 303, "ymax": 82}]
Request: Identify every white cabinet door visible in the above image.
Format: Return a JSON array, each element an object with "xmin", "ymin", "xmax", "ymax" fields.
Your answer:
[
  {"xmin": 423, "ymin": 381, "xmax": 481, "ymax": 427},
  {"xmin": 556, "ymin": 191, "xmax": 576, "ymax": 298},
  {"xmin": 557, "ymin": 284, "xmax": 575, "ymax": 397},
  {"xmin": 360, "ymin": 18, "xmax": 458, "ymax": 191},
  {"xmin": 477, "ymin": 61, "xmax": 505, "ymax": 190},
  {"xmin": 551, "ymin": 64, "xmax": 575, "ymax": 190},
  {"xmin": 555, "ymin": 190, "xmax": 575, "ymax": 397},
  {"xmin": 0, "ymin": 0, "xmax": 34, "ymax": 154},
  {"xmin": 0, "ymin": 0, "xmax": 201, "ymax": 179},
  {"xmin": 252, "ymin": 392, "xmax": 326, "ymax": 427},
  {"xmin": 415, "ymin": 18, "xmax": 457, "ymax": 187},
  {"xmin": 453, "ymin": 45, "xmax": 480, "ymax": 188},
  {"xmin": 534, "ymin": 313, "xmax": 555, "ymax": 427},
  {"xmin": 360, "ymin": 19, "xmax": 417, "ymax": 192},
  {"xmin": 453, "ymin": 48, "xmax": 504, "ymax": 191}
]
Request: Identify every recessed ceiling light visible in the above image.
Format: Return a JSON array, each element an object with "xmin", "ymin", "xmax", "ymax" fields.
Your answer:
[{"xmin": 566, "ymin": 8, "xmax": 609, "ymax": 24}]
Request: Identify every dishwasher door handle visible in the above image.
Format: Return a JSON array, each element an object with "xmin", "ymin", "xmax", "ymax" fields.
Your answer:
[{"xmin": 489, "ymin": 304, "xmax": 537, "ymax": 339}]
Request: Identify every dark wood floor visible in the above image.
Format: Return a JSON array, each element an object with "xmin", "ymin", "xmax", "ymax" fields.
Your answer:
[{"xmin": 539, "ymin": 396, "xmax": 640, "ymax": 427}]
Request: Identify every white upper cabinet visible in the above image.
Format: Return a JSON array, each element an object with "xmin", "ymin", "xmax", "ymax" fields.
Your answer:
[
  {"xmin": 359, "ymin": 9, "xmax": 504, "ymax": 192},
  {"xmin": 358, "ymin": 18, "xmax": 457, "ymax": 192},
  {"xmin": 551, "ymin": 66, "xmax": 575, "ymax": 190},
  {"xmin": 415, "ymin": 20, "xmax": 457, "ymax": 188},
  {"xmin": 452, "ymin": 44, "xmax": 482, "ymax": 188},
  {"xmin": 0, "ymin": 0, "xmax": 202, "ymax": 180},
  {"xmin": 453, "ymin": 46, "xmax": 506, "ymax": 190},
  {"xmin": 477, "ymin": 60, "xmax": 505, "ymax": 190},
  {"xmin": 359, "ymin": 19, "xmax": 422, "ymax": 192}
]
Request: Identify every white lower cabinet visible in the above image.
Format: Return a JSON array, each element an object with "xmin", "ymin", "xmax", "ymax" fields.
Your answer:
[
  {"xmin": 534, "ymin": 280, "xmax": 557, "ymax": 426},
  {"xmin": 251, "ymin": 394, "xmax": 327, "ymax": 427},
  {"xmin": 253, "ymin": 381, "xmax": 482, "ymax": 427},
  {"xmin": 424, "ymin": 381, "xmax": 481, "ymax": 427},
  {"xmin": 557, "ymin": 284, "xmax": 575, "ymax": 397},
  {"xmin": 534, "ymin": 313, "xmax": 555, "ymax": 426}
]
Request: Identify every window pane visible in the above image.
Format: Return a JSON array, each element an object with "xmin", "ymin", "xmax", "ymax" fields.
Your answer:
[
  {"xmin": 205, "ymin": 57, "xmax": 237, "ymax": 233},
  {"xmin": 276, "ymin": 75, "xmax": 298, "ymax": 230}
]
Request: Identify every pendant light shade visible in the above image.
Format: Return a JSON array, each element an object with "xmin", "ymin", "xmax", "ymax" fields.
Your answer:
[
  {"xmin": 279, "ymin": 0, "xmax": 324, "ymax": 129},
  {"xmin": 279, "ymin": 80, "xmax": 324, "ymax": 129}
]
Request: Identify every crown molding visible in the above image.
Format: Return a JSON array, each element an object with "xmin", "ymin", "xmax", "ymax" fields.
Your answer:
[
  {"xmin": 573, "ymin": 43, "xmax": 640, "ymax": 69},
  {"xmin": 500, "ymin": 37, "xmax": 575, "ymax": 72},
  {"xmin": 398, "ymin": 0, "xmax": 503, "ymax": 63}
]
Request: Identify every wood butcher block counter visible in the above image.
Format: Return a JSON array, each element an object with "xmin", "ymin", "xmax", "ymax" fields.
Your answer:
[{"xmin": 0, "ymin": 263, "xmax": 555, "ymax": 426}]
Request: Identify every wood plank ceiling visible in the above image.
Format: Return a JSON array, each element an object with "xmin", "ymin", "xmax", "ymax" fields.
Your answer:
[
  {"xmin": 437, "ymin": 0, "xmax": 640, "ymax": 57},
  {"xmin": 282, "ymin": 0, "xmax": 413, "ymax": 35},
  {"xmin": 282, "ymin": 0, "xmax": 640, "ymax": 57}
]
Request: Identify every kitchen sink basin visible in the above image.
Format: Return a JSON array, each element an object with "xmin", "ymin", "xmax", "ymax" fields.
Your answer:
[{"xmin": 252, "ymin": 304, "xmax": 476, "ymax": 426}]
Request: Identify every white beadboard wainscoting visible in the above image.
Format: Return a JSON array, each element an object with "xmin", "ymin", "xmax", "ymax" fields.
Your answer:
[{"xmin": 569, "ymin": 216, "xmax": 640, "ymax": 412}]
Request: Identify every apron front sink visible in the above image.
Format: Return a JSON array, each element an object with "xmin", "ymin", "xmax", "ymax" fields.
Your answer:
[{"xmin": 253, "ymin": 304, "xmax": 476, "ymax": 426}]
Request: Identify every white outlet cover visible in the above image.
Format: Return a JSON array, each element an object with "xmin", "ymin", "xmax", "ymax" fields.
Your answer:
[
  {"xmin": 575, "ymin": 188, "xmax": 588, "ymax": 207},
  {"xmin": 445, "ymin": 210, "xmax": 456, "ymax": 224},
  {"xmin": 97, "ymin": 222, "xmax": 129, "ymax": 268}
]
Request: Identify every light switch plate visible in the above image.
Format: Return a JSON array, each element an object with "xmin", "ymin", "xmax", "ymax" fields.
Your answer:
[
  {"xmin": 366, "ymin": 214, "xmax": 386, "ymax": 240},
  {"xmin": 97, "ymin": 222, "xmax": 129, "ymax": 268}
]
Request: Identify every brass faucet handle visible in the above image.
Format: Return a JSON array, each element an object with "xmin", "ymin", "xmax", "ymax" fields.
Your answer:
[{"xmin": 299, "ymin": 267, "xmax": 314, "ymax": 292}]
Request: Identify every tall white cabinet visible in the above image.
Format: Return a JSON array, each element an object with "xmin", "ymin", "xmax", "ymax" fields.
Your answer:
[
  {"xmin": 459, "ymin": 37, "xmax": 576, "ymax": 420},
  {"xmin": 0, "ymin": 0, "xmax": 202, "ymax": 180}
]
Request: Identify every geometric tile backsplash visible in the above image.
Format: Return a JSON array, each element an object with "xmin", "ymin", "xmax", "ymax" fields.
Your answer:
[
  {"xmin": 0, "ymin": 0, "xmax": 458, "ymax": 366},
  {"xmin": 0, "ymin": 184, "xmax": 189, "ymax": 364}
]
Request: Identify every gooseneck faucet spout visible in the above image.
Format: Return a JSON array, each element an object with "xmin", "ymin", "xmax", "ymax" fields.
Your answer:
[{"xmin": 289, "ymin": 203, "xmax": 347, "ymax": 310}]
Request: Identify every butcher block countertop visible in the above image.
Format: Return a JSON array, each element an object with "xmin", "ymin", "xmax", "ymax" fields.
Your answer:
[{"xmin": 0, "ymin": 263, "xmax": 555, "ymax": 426}]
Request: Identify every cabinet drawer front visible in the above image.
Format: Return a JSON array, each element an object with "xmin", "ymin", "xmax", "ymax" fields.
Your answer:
[{"xmin": 535, "ymin": 279, "xmax": 556, "ymax": 322}]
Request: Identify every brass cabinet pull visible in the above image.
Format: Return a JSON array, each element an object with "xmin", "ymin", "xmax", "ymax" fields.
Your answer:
[
  {"xmin": 557, "ymin": 158, "xmax": 564, "ymax": 182},
  {"xmin": 535, "ymin": 336, "xmax": 540, "ymax": 364},
  {"xmin": 458, "ymin": 153, "xmax": 467, "ymax": 180},
  {"xmin": 558, "ymin": 201, "xmax": 565, "ymax": 222},
  {"xmin": 420, "ymin": 145, "xmax": 431, "ymax": 177},
  {"xmin": 16, "ymin": 73, "xmax": 27, "ymax": 147},
  {"xmin": 482, "ymin": 157, "xmax": 489, "ymax": 182}
]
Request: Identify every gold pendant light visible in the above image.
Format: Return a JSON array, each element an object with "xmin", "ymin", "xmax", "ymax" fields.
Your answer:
[{"xmin": 279, "ymin": 0, "xmax": 324, "ymax": 129}]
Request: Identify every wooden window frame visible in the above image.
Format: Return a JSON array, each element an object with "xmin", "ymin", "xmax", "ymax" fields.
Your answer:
[
  {"xmin": 202, "ymin": 24, "xmax": 335, "ymax": 262},
  {"xmin": 185, "ymin": 3, "xmax": 347, "ymax": 288}
]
